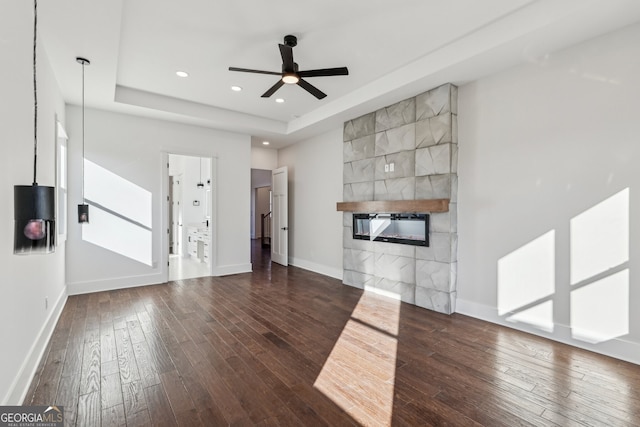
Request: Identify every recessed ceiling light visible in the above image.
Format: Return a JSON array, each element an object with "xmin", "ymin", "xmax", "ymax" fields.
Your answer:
[
  {"xmin": 262, "ymin": 141, "xmax": 270, "ymax": 146},
  {"xmin": 176, "ymin": 71, "xmax": 189, "ymax": 78},
  {"xmin": 231, "ymin": 86, "xmax": 242, "ymax": 92},
  {"xmin": 275, "ymin": 98, "xmax": 285, "ymax": 103}
]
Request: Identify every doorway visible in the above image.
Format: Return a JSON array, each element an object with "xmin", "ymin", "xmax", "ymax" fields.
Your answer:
[
  {"xmin": 251, "ymin": 168, "xmax": 273, "ymax": 263},
  {"xmin": 167, "ymin": 154, "xmax": 213, "ymax": 281}
]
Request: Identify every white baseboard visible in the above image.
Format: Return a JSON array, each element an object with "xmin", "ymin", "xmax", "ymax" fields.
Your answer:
[
  {"xmin": 67, "ymin": 272, "xmax": 165, "ymax": 295},
  {"xmin": 211, "ymin": 263, "xmax": 252, "ymax": 276},
  {"xmin": 456, "ymin": 298, "xmax": 640, "ymax": 366},
  {"xmin": 288, "ymin": 257, "xmax": 343, "ymax": 280},
  {"xmin": 1, "ymin": 288, "xmax": 67, "ymax": 405}
]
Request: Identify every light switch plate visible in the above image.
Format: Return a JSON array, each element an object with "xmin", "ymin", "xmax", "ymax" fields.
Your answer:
[
  {"xmin": 390, "ymin": 163, "xmax": 395, "ymax": 172},
  {"xmin": 384, "ymin": 164, "xmax": 389, "ymax": 172}
]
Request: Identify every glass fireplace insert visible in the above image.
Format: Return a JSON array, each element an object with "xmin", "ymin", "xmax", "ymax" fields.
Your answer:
[{"xmin": 352, "ymin": 213, "xmax": 429, "ymax": 246}]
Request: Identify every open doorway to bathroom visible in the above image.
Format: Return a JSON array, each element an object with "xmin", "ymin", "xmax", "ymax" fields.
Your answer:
[{"xmin": 168, "ymin": 154, "xmax": 212, "ymax": 280}]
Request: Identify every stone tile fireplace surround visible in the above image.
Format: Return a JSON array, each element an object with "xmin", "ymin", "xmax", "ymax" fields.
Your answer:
[{"xmin": 341, "ymin": 83, "xmax": 458, "ymax": 314}]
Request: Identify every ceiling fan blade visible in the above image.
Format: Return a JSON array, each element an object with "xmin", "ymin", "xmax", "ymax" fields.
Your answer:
[
  {"xmin": 261, "ymin": 80, "xmax": 285, "ymax": 98},
  {"xmin": 298, "ymin": 67, "xmax": 349, "ymax": 78},
  {"xmin": 229, "ymin": 67, "xmax": 282, "ymax": 76},
  {"xmin": 279, "ymin": 44, "xmax": 295, "ymax": 71},
  {"xmin": 297, "ymin": 79, "xmax": 326, "ymax": 99}
]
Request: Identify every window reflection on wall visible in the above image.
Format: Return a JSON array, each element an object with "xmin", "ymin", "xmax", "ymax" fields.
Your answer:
[
  {"xmin": 570, "ymin": 188, "xmax": 629, "ymax": 343},
  {"xmin": 82, "ymin": 159, "xmax": 153, "ymax": 266},
  {"xmin": 497, "ymin": 231, "xmax": 555, "ymax": 332}
]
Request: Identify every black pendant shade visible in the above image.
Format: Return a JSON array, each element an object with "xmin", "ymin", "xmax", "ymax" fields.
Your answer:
[
  {"xmin": 14, "ymin": 0, "xmax": 56, "ymax": 255},
  {"xmin": 14, "ymin": 184, "xmax": 56, "ymax": 254}
]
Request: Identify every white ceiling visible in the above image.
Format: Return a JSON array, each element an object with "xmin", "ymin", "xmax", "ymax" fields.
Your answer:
[{"xmin": 40, "ymin": 0, "xmax": 640, "ymax": 149}]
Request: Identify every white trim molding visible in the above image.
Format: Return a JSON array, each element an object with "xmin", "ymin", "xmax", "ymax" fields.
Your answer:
[
  {"xmin": 288, "ymin": 256, "xmax": 343, "ymax": 281},
  {"xmin": 456, "ymin": 298, "xmax": 640, "ymax": 366},
  {"xmin": 2, "ymin": 288, "xmax": 67, "ymax": 405}
]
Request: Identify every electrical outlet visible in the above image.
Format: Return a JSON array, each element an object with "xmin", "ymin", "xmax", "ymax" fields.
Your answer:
[
  {"xmin": 390, "ymin": 163, "xmax": 395, "ymax": 172},
  {"xmin": 384, "ymin": 164, "xmax": 389, "ymax": 172}
]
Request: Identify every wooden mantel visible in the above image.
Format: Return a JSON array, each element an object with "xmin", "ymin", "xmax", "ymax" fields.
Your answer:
[{"xmin": 336, "ymin": 199, "xmax": 449, "ymax": 213}]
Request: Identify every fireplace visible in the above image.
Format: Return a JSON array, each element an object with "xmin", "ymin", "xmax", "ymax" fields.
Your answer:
[{"xmin": 352, "ymin": 213, "xmax": 429, "ymax": 246}]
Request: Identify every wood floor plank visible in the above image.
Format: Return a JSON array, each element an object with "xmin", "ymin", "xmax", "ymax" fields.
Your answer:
[
  {"xmin": 26, "ymin": 240, "xmax": 640, "ymax": 426},
  {"xmin": 122, "ymin": 381, "xmax": 147, "ymax": 416},
  {"xmin": 159, "ymin": 370, "xmax": 194, "ymax": 416},
  {"xmin": 79, "ymin": 334, "xmax": 101, "ymax": 395},
  {"xmin": 114, "ymin": 328, "xmax": 141, "ymax": 385},
  {"xmin": 101, "ymin": 373, "xmax": 123, "ymax": 410},
  {"xmin": 131, "ymin": 340, "xmax": 161, "ymax": 388},
  {"xmin": 144, "ymin": 384, "xmax": 178, "ymax": 427},
  {"xmin": 100, "ymin": 323, "xmax": 117, "ymax": 364},
  {"xmin": 77, "ymin": 391, "xmax": 101, "ymax": 427},
  {"xmin": 124, "ymin": 409, "xmax": 152, "ymax": 427},
  {"xmin": 55, "ymin": 374, "xmax": 81, "ymax": 427},
  {"xmin": 31, "ymin": 348, "xmax": 65, "ymax": 405},
  {"xmin": 102, "ymin": 404, "xmax": 126, "ymax": 427}
]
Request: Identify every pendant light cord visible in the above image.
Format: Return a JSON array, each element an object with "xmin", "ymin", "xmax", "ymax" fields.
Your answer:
[
  {"xmin": 81, "ymin": 60, "xmax": 85, "ymax": 202},
  {"xmin": 32, "ymin": 0, "xmax": 38, "ymax": 185}
]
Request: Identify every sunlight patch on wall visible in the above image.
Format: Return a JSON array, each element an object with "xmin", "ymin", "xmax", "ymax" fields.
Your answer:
[
  {"xmin": 570, "ymin": 188, "xmax": 629, "ymax": 343},
  {"xmin": 82, "ymin": 159, "xmax": 153, "ymax": 266},
  {"xmin": 497, "ymin": 231, "xmax": 555, "ymax": 331},
  {"xmin": 82, "ymin": 204, "xmax": 152, "ymax": 266},
  {"xmin": 85, "ymin": 159, "xmax": 152, "ymax": 228},
  {"xmin": 570, "ymin": 188, "xmax": 628, "ymax": 285},
  {"xmin": 314, "ymin": 293, "xmax": 399, "ymax": 425},
  {"xmin": 571, "ymin": 269, "xmax": 629, "ymax": 344},
  {"xmin": 505, "ymin": 300, "xmax": 554, "ymax": 333}
]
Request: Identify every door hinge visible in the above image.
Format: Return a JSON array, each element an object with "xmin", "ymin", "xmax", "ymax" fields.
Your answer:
[{"xmin": 167, "ymin": 228, "xmax": 170, "ymax": 234}]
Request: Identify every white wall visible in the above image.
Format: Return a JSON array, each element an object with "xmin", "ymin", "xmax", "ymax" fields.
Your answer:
[
  {"xmin": 457, "ymin": 23, "xmax": 640, "ymax": 364},
  {"xmin": 66, "ymin": 106, "xmax": 252, "ymax": 293},
  {"xmin": 277, "ymin": 128, "xmax": 343, "ymax": 279},
  {"xmin": 0, "ymin": 1, "xmax": 67, "ymax": 404},
  {"xmin": 251, "ymin": 146, "xmax": 278, "ymax": 170}
]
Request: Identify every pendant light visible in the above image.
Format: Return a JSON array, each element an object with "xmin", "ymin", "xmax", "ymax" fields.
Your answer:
[
  {"xmin": 14, "ymin": 0, "xmax": 56, "ymax": 255},
  {"xmin": 197, "ymin": 158, "xmax": 204, "ymax": 188},
  {"xmin": 76, "ymin": 56, "xmax": 90, "ymax": 222}
]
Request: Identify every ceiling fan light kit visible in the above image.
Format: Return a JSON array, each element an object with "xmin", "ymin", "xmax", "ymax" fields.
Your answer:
[
  {"xmin": 229, "ymin": 35, "xmax": 348, "ymax": 100},
  {"xmin": 282, "ymin": 73, "xmax": 299, "ymax": 84}
]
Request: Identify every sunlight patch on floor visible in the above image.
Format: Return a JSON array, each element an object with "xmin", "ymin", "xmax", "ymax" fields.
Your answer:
[{"xmin": 313, "ymin": 292, "xmax": 400, "ymax": 426}]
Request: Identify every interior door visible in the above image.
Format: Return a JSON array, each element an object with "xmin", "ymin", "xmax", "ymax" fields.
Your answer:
[
  {"xmin": 271, "ymin": 166, "xmax": 288, "ymax": 266},
  {"xmin": 172, "ymin": 174, "xmax": 183, "ymax": 256}
]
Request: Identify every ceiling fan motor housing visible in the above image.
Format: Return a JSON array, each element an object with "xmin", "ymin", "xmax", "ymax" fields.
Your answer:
[
  {"xmin": 284, "ymin": 34, "xmax": 297, "ymax": 47},
  {"xmin": 283, "ymin": 62, "xmax": 299, "ymax": 73}
]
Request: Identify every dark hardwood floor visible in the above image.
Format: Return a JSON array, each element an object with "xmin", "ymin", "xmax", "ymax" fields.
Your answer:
[{"xmin": 26, "ymin": 241, "xmax": 640, "ymax": 426}]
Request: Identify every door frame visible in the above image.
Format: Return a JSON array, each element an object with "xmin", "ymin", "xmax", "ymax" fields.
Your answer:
[{"xmin": 161, "ymin": 152, "xmax": 217, "ymax": 282}]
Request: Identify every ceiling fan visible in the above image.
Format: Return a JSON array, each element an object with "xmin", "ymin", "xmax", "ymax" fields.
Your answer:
[{"xmin": 228, "ymin": 35, "xmax": 349, "ymax": 100}]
